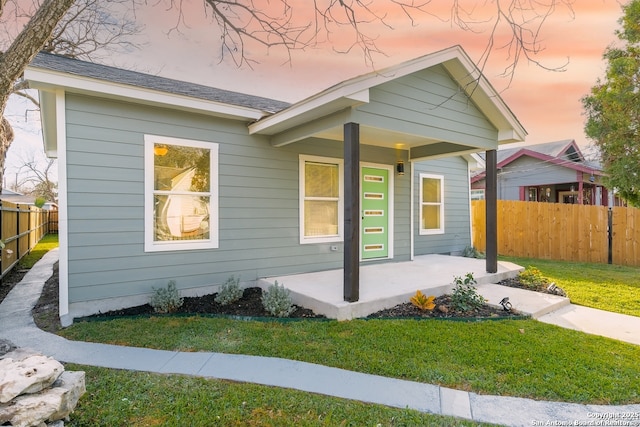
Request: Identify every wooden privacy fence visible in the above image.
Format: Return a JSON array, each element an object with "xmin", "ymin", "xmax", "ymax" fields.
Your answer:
[
  {"xmin": 471, "ymin": 200, "xmax": 640, "ymax": 267},
  {"xmin": 0, "ymin": 201, "xmax": 58, "ymax": 278}
]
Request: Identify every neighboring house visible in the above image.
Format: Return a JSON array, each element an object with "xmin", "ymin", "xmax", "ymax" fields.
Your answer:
[
  {"xmin": 25, "ymin": 45, "xmax": 526, "ymax": 325},
  {"xmin": 0, "ymin": 189, "xmax": 58, "ymax": 210},
  {"xmin": 470, "ymin": 139, "xmax": 618, "ymax": 206}
]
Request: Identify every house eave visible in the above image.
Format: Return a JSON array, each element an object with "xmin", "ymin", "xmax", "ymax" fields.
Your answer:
[
  {"xmin": 248, "ymin": 89, "xmax": 370, "ymax": 137},
  {"xmin": 24, "ymin": 67, "xmax": 268, "ymax": 121},
  {"xmin": 249, "ymin": 45, "xmax": 527, "ymax": 145}
]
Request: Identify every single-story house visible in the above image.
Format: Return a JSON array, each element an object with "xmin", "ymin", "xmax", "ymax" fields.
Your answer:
[
  {"xmin": 25, "ymin": 45, "xmax": 526, "ymax": 325},
  {"xmin": 470, "ymin": 139, "xmax": 621, "ymax": 205}
]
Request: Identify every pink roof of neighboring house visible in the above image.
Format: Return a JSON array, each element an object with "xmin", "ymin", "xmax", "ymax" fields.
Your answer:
[{"xmin": 470, "ymin": 139, "xmax": 603, "ymax": 183}]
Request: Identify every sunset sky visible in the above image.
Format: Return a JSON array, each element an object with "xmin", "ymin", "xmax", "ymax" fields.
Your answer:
[{"xmin": 5, "ymin": 1, "xmax": 626, "ymax": 183}]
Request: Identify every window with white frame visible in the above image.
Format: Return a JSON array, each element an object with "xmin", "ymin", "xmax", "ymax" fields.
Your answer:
[
  {"xmin": 419, "ymin": 173, "xmax": 444, "ymax": 235},
  {"xmin": 471, "ymin": 189, "xmax": 485, "ymax": 200},
  {"xmin": 299, "ymin": 155, "xmax": 343, "ymax": 244},
  {"xmin": 144, "ymin": 135, "xmax": 218, "ymax": 252}
]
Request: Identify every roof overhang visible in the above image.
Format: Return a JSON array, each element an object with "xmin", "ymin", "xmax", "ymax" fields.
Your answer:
[
  {"xmin": 248, "ymin": 45, "xmax": 527, "ymax": 150},
  {"xmin": 24, "ymin": 67, "xmax": 268, "ymax": 122}
]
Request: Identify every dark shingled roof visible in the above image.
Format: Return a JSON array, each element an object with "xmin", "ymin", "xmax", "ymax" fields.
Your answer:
[{"xmin": 30, "ymin": 52, "xmax": 291, "ymax": 114}]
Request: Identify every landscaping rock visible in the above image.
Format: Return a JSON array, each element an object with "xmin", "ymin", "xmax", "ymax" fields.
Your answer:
[
  {"xmin": 0, "ymin": 348, "xmax": 64, "ymax": 403},
  {"xmin": 0, "ymin": 371, "xmax": 85, "ymax": 427},
  {"xmin": 48, "ymin": 370, "xmax": 86, "ymax": 421},
  {"xmin": 0, "ymin": 353, "xmax": 85, "ymax": 427}
]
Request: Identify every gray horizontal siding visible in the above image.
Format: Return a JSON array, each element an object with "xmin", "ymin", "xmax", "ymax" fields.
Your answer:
[
  {"xmin": 64, "ymin": 93, "xmax": 412, "ymax": 311},
  {"xmin": 497, "ymin": 156, "xmax": 580, "ymax": 200},
  {"xmin": 413, "ymin": 156, "xmax": 472, "ymax": 255},
  {"xmin": 353, "ymin": 65, "xmax": 497, "ymax": 148}
]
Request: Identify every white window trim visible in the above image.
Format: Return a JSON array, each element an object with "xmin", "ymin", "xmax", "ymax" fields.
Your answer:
[
  {"xmin": 419, "ymin": 173, "xmax": 445, "ymax": 235},
  {"xmin": 144, "ymin": 134, "xmax": 219, "ymax": 252},
  {"xmin": 299, "ymin": 154, "xmax": 344, "ymax": 244}
]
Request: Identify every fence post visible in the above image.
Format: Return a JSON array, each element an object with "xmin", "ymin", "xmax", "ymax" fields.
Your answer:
[{"xmin": 608, "ymin": 207, "xmax": 613, "ymax": 264}]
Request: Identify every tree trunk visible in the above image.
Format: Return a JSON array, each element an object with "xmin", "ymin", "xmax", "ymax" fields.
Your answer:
[{"xmin": 0, "ymin": 0, "xmax": 76, "ymax": 192}]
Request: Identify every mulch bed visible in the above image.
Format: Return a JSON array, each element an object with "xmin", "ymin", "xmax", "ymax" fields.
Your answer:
[
  {"xmin": 0, "ymin": 261, "xmax": 538, "ymax": 334},
  {"xmin": 83, "ymin": 287, "xmax": 325, "ymax": 320}
]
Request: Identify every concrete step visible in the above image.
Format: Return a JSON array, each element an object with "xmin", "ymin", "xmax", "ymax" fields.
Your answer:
[{"xmin": 477, "ymin": 284, "xmax": 570, "ymax": 318}]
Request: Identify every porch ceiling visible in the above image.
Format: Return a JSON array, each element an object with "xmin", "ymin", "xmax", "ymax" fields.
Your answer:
[
  {"xmin": 311, "ymin": 123, "xmax": 442, "ymax": 150},
  {"xmin": 270, "ymin": 120, "xmax": 486, "ymax": 160}
]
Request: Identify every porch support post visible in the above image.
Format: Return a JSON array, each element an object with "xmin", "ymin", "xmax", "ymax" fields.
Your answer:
[
  {"xmin": 344, "ymin": 122, "xmax": 360, "ymax": 302},
  {"xmin": 485, "ymin": 149, "xmax": 498, "ymax": 273}
]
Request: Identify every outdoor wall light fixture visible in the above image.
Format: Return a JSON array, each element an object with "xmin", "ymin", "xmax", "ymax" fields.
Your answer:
[{"xmin": 396, "ymin": 160, "xmax": 405, "ymax": 175}]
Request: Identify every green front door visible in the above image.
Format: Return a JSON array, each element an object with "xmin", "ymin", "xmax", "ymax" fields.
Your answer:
[{"xmin": 361, "ymin": 167, "xmax": 389, "ymax": 259}]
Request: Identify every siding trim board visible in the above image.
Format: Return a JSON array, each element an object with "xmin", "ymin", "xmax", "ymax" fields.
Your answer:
[
  {"xmin": 27, "ymin": 46, "xmax": 525, "ymax": 323},
  {"xmin": 56, "ymin": 90, "xmax": 70, "ymax": 323}
]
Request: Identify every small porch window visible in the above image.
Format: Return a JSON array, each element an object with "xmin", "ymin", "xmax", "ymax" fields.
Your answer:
[
  {"xmin": 419, "ymin": 173, "xmax": 444, "ymax": 235},
  {"xmin": 299, "ymin": 155, "xmax": 344, "ymax": 244},
  {"xmin": 144, "ymin": 135, "xmax": 218, "ymax": 252}
]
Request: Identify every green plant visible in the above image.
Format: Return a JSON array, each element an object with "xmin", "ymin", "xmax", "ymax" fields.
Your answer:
[
  {"xmin": 462, "ymin": 246, "xmax": 485, "ymax": 259},
  {"xmin": 149, "ymin": 280, "xmax": 184, "ymax": 314},
  {"xmin": 518, "ymin": 266, "xmax": 549, "ymax": 289},
  {"xmin": 261, "ymin": 281, "xmax": 294, "ymax": 317},
  {"xmin": 410, "ymin": 290, "xmax": 435, "ymax": 311},
  {"xmin": 450, "ymin": 273, "xmax": 486, "ymax": 313},
  {"xmin": 34, "ymin": 197, "xmax": 46, "ymax": 208},
  {"xmin": 214, "ymin": 275, "xmax": 243, "ymax": 305}
]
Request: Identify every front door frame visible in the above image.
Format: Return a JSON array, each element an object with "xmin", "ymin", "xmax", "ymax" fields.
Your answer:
[{"xmin": 360, "ymin": 161, "xmax": 394, "ymax": 261}]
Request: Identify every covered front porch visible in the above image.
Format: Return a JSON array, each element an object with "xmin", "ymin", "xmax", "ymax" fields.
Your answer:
[
  {"xmin": 260, "ymin": 254, "xmax": 523, "ymax": 320},
  {"xmin": 249, "ymin": 46, "xmax": 526, "ymax": 307}
]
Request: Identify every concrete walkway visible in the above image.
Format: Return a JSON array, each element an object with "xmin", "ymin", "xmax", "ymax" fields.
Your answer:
[{"xmin": 1, "ymin": 248, "xmax": 639, "ymax": 427}]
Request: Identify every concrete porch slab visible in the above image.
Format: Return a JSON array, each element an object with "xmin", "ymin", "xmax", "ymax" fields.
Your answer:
[{"xmin": 260, "ymin": 255, "xmax": 523, "ymax": 320}]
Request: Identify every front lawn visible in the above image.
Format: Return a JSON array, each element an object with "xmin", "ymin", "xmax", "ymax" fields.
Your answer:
[
  {"xmin": 66, "ymin": 364, "xmax": 497, "ymax": 426},
  {"xmin": 500, "ymin": 256, "xmax": 640, "ymax": 317},
  {"xmin": 60, "ymin": 317, "xmax": 640, "ymax": 405}
]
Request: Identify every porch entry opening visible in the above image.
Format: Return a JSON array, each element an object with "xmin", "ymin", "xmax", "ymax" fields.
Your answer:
[{"xmin": 361, "ymin": 166, "xmax": 389, "ymax": 259}]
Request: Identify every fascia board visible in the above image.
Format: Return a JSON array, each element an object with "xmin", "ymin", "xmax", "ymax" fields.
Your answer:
[
  {"xmin": 249, "ymin": 88, "xmax": 370, "ymax": 135},
  {"xmin": 39, "ymin": 90, "xmax": 58, "ymax": 157},
  {"xmin": 24, "ymin": 67, "xmax": 266, "ymax": 121}
]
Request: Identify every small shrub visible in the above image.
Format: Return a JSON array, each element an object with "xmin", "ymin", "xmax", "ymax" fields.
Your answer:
[
  {"xmin": 410, "ymin": 290, "xmax": 436, "ymax": 311},
  {"xmin": 149, "ymin": 280, "xmax": 184, "ymax": 314},
  {"xmin": 34, "ymin": 197, "xmax": 47, "ymax": 208},
  {"xmin": 518, "ymin": 266, "xmax": 549, "ymax": 289},
  {"xmin": 261, "ymin": 281, "xmax": 295, "ymax": 318},
  {"xmin": 461, "ymin": 246, "xmax": 486, "ymax": 259},
  {"xmin": 214, "ymin": 275, "xmax": 243, "ymax": 306},
  {"xmin": 450, "ymin": 273, "xmax": 486, "ymax": 313}
]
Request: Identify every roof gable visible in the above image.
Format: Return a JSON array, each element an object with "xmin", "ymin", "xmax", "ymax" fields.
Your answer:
[
  {"xmin": 248, "ymin": 45, "xmax": 526, "ymax": 145},
  {"xmin": 471, "ymin": 139, "xmax": 602, "ymax": 183}
]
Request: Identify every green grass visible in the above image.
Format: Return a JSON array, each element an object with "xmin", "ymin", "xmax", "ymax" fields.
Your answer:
[
  {"xmin": 67, "ymin": 364, "xmax": 497, "ymax": 426},
  {"xmin": 500, "ymin": 256, "xmax": 640, "ymax": 317},
  {"xmin": 60, "ymin": 317, "xmax": 640, "ymax": 405},
  {"xmin": 19, "ymin": 233, "xmax": 59, "ymax": 268}
]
